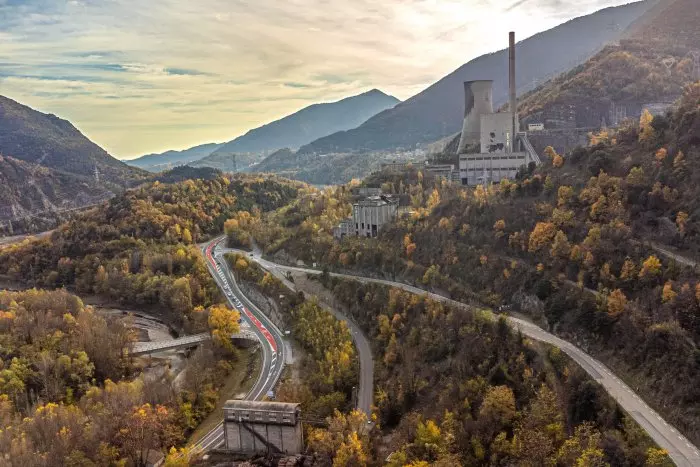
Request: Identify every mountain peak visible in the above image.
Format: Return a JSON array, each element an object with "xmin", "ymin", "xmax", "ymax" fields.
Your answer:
[
  {"xmin": 0, "ymin": 94, "xmax": 143, "ymax": 186},
  {"xmin": 297, "ymin": 0, "xmax": 656, "ymax": 155},
  {"xmin": 208, "ymin": 89, "xmax": 400, "ymax": 155},
  {"xmin": 362, "ymin": 88, "xmax": 388, "ymax": 97}
]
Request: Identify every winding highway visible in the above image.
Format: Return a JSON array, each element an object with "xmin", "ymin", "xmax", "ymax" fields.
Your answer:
[
  {"xmin": 191, "ymin": 238, "xmax": 286, "ymax": 453},
  {"xmin": 219, "ymin": 243, "xmax": 374, "ymax": 417},
  {"xmin": 235, "ymin": 250, "xmax": 700, "ymax": 467}
]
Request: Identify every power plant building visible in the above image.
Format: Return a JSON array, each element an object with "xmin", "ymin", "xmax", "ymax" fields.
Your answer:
[
  {"xmin": 333, "ymin": 195, "xmax": 399, "ymax": 239},
  {"xmin": 223, "ymin": 401, "xmax": 303, "ymax": 455},
  {"xmin": 353, "ymin": 195, "xmax": 399, "ymax": 238},
  {"xmin": 458, "ymin": 33, "xmax": 541, "ymax": 186}
]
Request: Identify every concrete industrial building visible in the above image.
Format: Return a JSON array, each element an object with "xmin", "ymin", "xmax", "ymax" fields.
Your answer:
[
  {"xmin": 353, "ymin": 195, "xmax": 399, "ymax": 238},
  {"xmin": 334, "ymin": 195, "xmax": 399, "ymax": 239},
  {"xmin": 457, "ymin": 32, "xmax": 541, "ymax": 186},
  {"xmin": 424, "ymin": 163, "xmax": 460, "ymax": 183},
  {"xmin": 223, "ymin": 401, "xmax": 303, "ymax": 455}
]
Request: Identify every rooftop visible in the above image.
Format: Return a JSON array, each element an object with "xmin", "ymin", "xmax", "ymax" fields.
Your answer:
[
  {"xmin": 355, "ymin": 195, "xmax": 399, "ymax": 207},
  {"xmin": 224, "ymin": 400, "xmax": 300, "ymax": 414}
]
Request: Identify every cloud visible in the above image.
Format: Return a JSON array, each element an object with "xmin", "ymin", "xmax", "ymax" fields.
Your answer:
[{"xmin": 0, "ymin": 0, "xmax": 629, "ymax": 157}]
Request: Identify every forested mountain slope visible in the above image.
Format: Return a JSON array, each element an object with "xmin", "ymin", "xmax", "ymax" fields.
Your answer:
[
  {"xmin": 309, "ymin": 278, "xmax": 669, "ymax": 466},
  {"xmin": 233, "ymin": 82, "xmax": 700, "ymax": 448},
  {"xmin": 0, "ymin": 175, "xmax": 315, "ymax": 466},
  {"xmin": 211, "ymin": 89, "xmax": 399, "ymax": 155},
  {"xmin": 188, "ymin": 150, "xmax": 264, "ymax": 173},
  {"xmin": 0, "ymin": 155, "xmax": 113, "ymax": 223},
  {"xmin": 0, "ymin": 174, "xmax": 301, "ymax": 324},
  {"xmin": 0, "ymin": 95, "xmax": 143, "ymax": 185},
  {"xmin": 518, "ymin": 0, "xmax": 700, "ymax": 129},
  {"xmin": 298, "ymin": 1, "xmax": 656, "ymax": 154}
]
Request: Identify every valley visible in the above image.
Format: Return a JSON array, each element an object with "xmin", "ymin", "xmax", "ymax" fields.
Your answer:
[{"xmin": 3, "ymin": 0, "xmax": 700, "ymax": 465}]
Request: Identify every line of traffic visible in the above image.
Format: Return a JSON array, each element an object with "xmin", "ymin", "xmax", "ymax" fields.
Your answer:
[{"xmin": 190, "ymin": 237, "xmax": 286, "ymax": 453}]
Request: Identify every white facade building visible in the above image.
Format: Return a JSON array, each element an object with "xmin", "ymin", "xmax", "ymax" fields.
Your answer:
[{"xmin": 459, "ymin": 152, "xmax": 528, "ymax": 186}]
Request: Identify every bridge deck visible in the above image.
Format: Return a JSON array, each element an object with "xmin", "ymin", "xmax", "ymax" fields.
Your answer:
[{"xmin": 131, "ymin": 330, "xmax": 258, "ymax": 356}]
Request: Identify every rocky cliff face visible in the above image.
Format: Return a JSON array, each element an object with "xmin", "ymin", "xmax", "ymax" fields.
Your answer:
[
  {"xmin": 0, "ymin": 155, "xmax": 112, "ymax": 233},
  {"xmin": 0, "ymin": 95, "xmax": 144, "ymax": 186}
]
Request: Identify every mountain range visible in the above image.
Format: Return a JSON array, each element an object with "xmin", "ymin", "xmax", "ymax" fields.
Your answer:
[
  {"xmin": 0, "ymin": 95, "xmax": 141, "ymax": 185},
  {"xmin": 128, "ymin": 142, "xmax": 223, "ymax": 172},
  {"xmin": 297, "ymin": 0, "xmax": 657, "ymax": 155},
  {"xmin": 0, "ymin": 95, "xmax": 145, "ymax": 229},
  {"xmin": 127, "ymin": 89, "xmax": 400, "ymax": 171},
  {"xmin": 515, "ymin": 0, "xmax": 698, "ymax": 134}
]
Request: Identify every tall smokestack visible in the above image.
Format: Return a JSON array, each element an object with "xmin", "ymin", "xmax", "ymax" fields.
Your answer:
[{"xmin": 509, "ymin": 31, "xmax": 517, "ymax": 152}]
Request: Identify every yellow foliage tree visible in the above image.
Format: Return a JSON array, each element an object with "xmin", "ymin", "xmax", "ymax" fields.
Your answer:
[
  {"xmin": 550, "ymin": 230, "xmax": 571, "ymax": 259},
  {"xmin": 528, "ymin": 222, "xmax": 557, "ymax": 252},
  {"xmin": 673, "ymin": 151, "xmax": 685, "ymax": 169},
  {"xmin": 333, "ymin": 431, "xmax": 368, "ymax": 467},
  {"xmin": 607, "ymin": 289, "xmax": 627, "ymax": 317},
  {"xmin": 645, "ymin": 447, "xmax": 672, "ymax": 466},
  {"xmin": 553, "ymin": 154, "xmax": 564, "ymax": 168},
  {"xmin": 415, "ymin": 419, "xmax": 442, "ymax": 448},
  {"xmin": 639, "ymin": 109, "xmax": 655, "ymax": 142},
  {"xmin": 427, "ymin": 189, "xmax": 441, "ymax": 211},
  {"xmin": 662, "ymin": 281, "xmax": 676, "ymax": 303},
  {"xmin": 557, "ymin": 186, "xmax": 574, "ymax": 207},
  {"xmin": 589, "ymin": 129, "xmax": 611, "ymax": 146},
  {"xmin": 235, "ymin": 258, "xmax": 248, "ymax": 271},
  {"xmin": 570, "ymin": 245, "xmax": 583, "ymax": 262},
  {"xmin": 544, "ymin": 146, "xmax": 558, "ymax": 159},
  {"xmin": 494, "ymin": 219, "xmax": 506, "ymax": 239},
  {"xmin": 474, "ymin": 184, "xmax": 488, "ymax": 206},
  {"xmin": 479, "ymin": 385, "xmax": 516, "ymax": 426},
  {"xmin": 207, "ymin": 305, "xmax": 241, "ymax": 351},
  {"xmin": 182, "ymin": 228, "xmax": 192, "ymax": 244},
  {"xmin": 639, "ymin": 256, "xmax": 662, "ymax": 278}
]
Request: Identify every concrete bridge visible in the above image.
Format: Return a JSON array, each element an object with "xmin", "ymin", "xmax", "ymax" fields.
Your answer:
[{"xmin": 131, "ymin": 330, "xmax": 259, "ymax": 356}]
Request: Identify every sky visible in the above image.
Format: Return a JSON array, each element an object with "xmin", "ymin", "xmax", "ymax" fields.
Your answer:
[{"xmin": 0, "ymin": 0, "xmax": 634, "ymax": 159}]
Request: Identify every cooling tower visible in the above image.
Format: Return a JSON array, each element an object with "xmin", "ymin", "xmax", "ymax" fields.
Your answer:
[{"xmin": 457, "ymin": 80, "xmax": 494, "ymax": 153}]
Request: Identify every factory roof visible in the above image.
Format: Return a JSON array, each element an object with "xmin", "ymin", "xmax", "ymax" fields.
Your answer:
[
  {"xmin": 354, "ymin": 195, "xmax": 398, "ymax": 207},
  {"xmin": 224, "ymin": 400, "xmax": 300, "ymax": 414}
]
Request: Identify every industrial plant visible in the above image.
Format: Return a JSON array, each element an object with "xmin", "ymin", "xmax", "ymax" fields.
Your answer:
[
  {"xmin": 333, "ymin": 194, "xmax": 399, "ymax": 239},
  {"xmin": 458, "ymin": 32, "xmax": 541, "ymax": 186}
]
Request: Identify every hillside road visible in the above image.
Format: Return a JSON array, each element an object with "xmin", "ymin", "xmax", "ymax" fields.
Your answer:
[{"xmin": 235, "ymin": 253, "xmax": 700, "ymax": 467}]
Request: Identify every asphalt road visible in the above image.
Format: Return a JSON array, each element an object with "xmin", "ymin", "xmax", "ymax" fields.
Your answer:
[
  {"xmin": 222, "ymin": 245, "xmax": 374, "ymax": 417},
  {"xmin": 650, "ymin": 243, "xmax": 698, "ymax": 268},
  {"xmin": 238, "ymin": 256, "xmax": 700, "ymax": 467},
  {"xmin": 192, "ymin": 238, "xmax": 286, "ymax": 453}
]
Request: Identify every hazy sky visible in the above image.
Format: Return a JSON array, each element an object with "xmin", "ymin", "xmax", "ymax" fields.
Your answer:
[{"xmin": 0, "ymin": 0, "xmax": 632, "ymax": 158}]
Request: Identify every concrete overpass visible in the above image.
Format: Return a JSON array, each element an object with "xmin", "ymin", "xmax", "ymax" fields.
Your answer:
[{"xmin": 131, "ymin": 330, "xmax": 258, "ymax": 356}]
